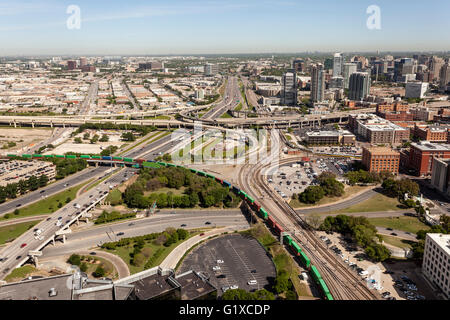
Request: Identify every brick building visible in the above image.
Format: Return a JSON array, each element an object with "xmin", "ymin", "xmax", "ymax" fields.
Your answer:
[
  {"xmin": 362, "ymin": 147, "xmax": 400, "ymax": 174},
  {"xmin": 408, "ymin": 141, "xmax": 450, "ymax": 176},
  {"xmin": 376, "ymin": 102, "xmax": 409, "ymax": 114},
  {"xmin": 413, "ymin": 124, "xmax": 449, "ymax": 143}
]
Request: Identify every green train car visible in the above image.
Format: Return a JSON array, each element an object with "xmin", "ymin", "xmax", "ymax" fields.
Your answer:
[
  {"xmin": 325, "ymin": 292, "xmax": 334, "ymax": 301},
  {"xmin": 310, "ymin": 265, "xmax": 321, "ymax": 283},
  {"xmin": 55, "ymin": 155, "xmax": 65, "ymax": 158},
  {"xmin": 44, "ymin": 155, "xmax": 54, "ymax": 158},
  {"xmin": 291, "ymin": 241, "xmax": 302, "ymax": 256},
  {"xmin": 22, "ymin": 154, "xmax": 32, "ymax": 158},
  {"xmin": 283, "ymin": 235, "xmax": 293, "ymax": 246},
  {"xmin": 124, "ymin": 158, "xmax": 133, "ymax": 163},
  {"xmin": 7, "ymin": 154, "xmax": 16, "ymax": 158},
  {"xmin": 259, "ymin": 207, "xmax": 268, "ymax": 219},
  {"xmin": 80, "ymin": 155, "xmax": 91, "ymax": 159},
  {"xmin": 66, "ymin": 155, "xmax": 77, "ymax": 159},
  {"xmin": 299, "ymin": 251, "xmax": 311, "ymax": 269},
  {"xmin": 91, "ymin": 156, "xmax": 101, "ymax": 159}
]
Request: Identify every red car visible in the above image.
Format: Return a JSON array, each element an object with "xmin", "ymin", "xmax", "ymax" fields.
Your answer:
[
  {"xmin": 200, "ymin": 233, "xmax": 205, "ymax": 236},
  {"xmin": 20, "ymin": 243, "xmax": 27, "ymax": 248}
]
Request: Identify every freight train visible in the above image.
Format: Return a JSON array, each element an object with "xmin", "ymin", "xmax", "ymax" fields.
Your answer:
[{"xmin": 4, "ymin": 154, "xmax": 333, "ymax": 300}]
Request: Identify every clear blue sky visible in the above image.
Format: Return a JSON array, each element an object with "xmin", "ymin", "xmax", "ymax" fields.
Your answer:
[{"xmin": 0, "ymin": 0, "xmax": 449, "ymax": 55}]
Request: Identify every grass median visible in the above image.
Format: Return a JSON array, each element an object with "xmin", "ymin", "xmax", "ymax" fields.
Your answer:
[
  {"xmin": 1, "ymin": 179, "xmax": 93, "ymax": 221},
  {"xmin": 0, "ymin": 221, "xmax": 39, "ymax": 245},
  {"xmin": 328, "ymin": 192, "xmax": 404, "ymax": 214}
]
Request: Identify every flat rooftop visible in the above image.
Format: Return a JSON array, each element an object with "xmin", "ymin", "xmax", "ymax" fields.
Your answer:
[
  {"xmin": 364, "ymin": 147, "xmax": 400, "ymax": 156},
  {"xmin": 305, "ymin": 130, "xmax": 354, "ymax": 137},
  {"xmin": 131, "ymin": 273, "xmax": 175, "ymax": 300},
  {"xmin": 0, "ymin": 274, "xmax": 72, "ymax": 300},
  {"xmin": 411, "ymin": 141, "xmax": 450, "ymax": 152},
  {"xmin": 176, "ymin": 271, "xmax": 216, "ymax": 300},
  {"xmin": 427, "ymin": 233, "xmax": 450, "ymax": 256}
]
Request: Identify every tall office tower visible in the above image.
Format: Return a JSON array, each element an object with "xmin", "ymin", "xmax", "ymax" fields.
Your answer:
[
  {"xmin": 281, "ymin": 69, "xmax": 297, "ymax": 106},
  {"xmin": 67, "ymin": 60, "xmax": 77, "ymax": 70},
  {"xmin": 311, "ymin": 64, "xmax": 325, "ymax": 103},
  {"xmin": 204, "ymin": 63, "xmax": 219, "ymax": 76},
  {"xmin": 429, "ymin": 56, "xmax": 445, "ymax": 82},
  {"xmin": 292, "ymin": 59, "xmax": 305, "ymax": 72},
  {"xmin": 439, "ymin": 62, "xmax": 450, "ymax": 92},
  {"xmin": 394, "ymin": 58, "xmax": 415, "ymax": 81},
  {"xmin": 343, "ymin": 63, "xmax": 358, "ymax": 89},
  {"xmin": 80, "ymin": 57, "xmax": 87, "ymax": 67},
  {"xmin": 333, "ymin": 53, "xmax": 343, "ymax": 77},
  {"xmin": 348, "ymin": 72, "xmax": 371, "ymax": 101}
]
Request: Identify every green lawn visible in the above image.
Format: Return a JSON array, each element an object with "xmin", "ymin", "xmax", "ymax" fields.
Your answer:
[
  {"xmin": 144, "ymin": 186, "xmax": 186, "ymax": 197},
  {"xmin": 291, "ymin": 186, "xmax": 370, "ymax": 209},
  {"xmin": 369, "ymin": 216, "xmax": 430, "ymax": 234},
  {"xmin": 104, "ymin": 232, "xmax": 198, "ymax": 274},
  {"xmin": 329, "ymin": 193, "xmax": 405, "ymax": 214},
  {"xmin": 0, "ymin": 221, "xmax": 39, "ymax": 245},
  {"xmin": 4, "ymin": 265, "xmax": 36, "ymax": 282},
  {"xmin": 220, "ymin": 112, "xmax": 232, "ymax": 119},
  {"xmin": 381, "ymin": 235, "xmax": 416, "ymax": 249},
  {"xmin": 79, "ymin": 255, "xmax": 118, "ymax": 280},
  {"xmin": 1, "ymin": 179, "xmax": 92, "ymax": 221}
]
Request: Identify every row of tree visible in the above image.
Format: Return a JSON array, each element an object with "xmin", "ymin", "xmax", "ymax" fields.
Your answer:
[
  {"xmin": 346, "ymin": 169, "xmax": 393, "ymax": 185},
  {"xmin": 320, "ymin": 215, "xmax": 391, "ymax": 262},
  {"xmin": 0, "ymin": 174, "xmax": 49, "ymax": 203}
]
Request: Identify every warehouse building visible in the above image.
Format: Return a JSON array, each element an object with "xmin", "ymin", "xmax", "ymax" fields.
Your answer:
[{"xmin": 305, "ymin": 130, "xmax": 355, "ymax": 146}]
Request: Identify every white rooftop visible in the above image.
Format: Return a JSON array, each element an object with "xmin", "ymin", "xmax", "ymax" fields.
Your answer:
[{"xmin": 427, "ymin": 233, "xmax": 450, "ymax": 256}]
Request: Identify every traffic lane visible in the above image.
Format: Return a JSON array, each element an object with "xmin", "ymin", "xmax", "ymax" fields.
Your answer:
[
  {"xmin": 0, "ymin": 168, "xmax": 132, "ymax": 274},
  {"xmin": 0, "ymin": 166, "xmax": 109, "ymax": 216},
  {"xmin": 124, "ymin": 134, "xmax": 173, "ymax": 158},
  {"xmin": 65, "ymin": 211, "xmax": 244, "ymax": 241},
  {"xmin": 41, "ymin": 216, "xmax": 249, "ymax": 257},
  {"xmin": 376, "ymin": 227, "xmax": 417, "ymax": 241}
]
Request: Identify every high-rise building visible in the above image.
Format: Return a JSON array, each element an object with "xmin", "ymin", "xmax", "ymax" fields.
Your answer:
[
  {"xmin": 67, "ymin": 60, "xmax": 77, "ymax": 70},
  {"xmin": 310, "ymin": 64, "xmax": 325, "ymax": 103},
  {"xmin": 394, "ymin": 58, "xmax": 415, "ymax": 82},
  {"xmin": 332, "ymin": 53, "xmax": 343, "ymax": 77},
  {"xmin": 429, "ymin": 56, "xmax": 445, "ymax": 82},
  {"xmin": 343, "ymin": 63, "xmax": 358, "ymax": 89},
  {"xmin": 439, "ymin": 62, "xmax": 450, "ymax": 92},
  {"xmin": 204, "ymin": 63, "xmax": 219, "ymax": 76},
  {"xmin": 405, "ymin": 81, "xmax": 429, "ymax": 98},
  {"xmin": 292, "ymin": 59, "xmax": 305, "ymax": 72},
  {"xmin": 80, "ymin": 57, "xmax": 87, "ymax": 67},
  {"xmin": 422, "ymin": 233, "xmax": 450, "ymax": 299},
  {"xmin": 281, "ymin": 69, "xmax": 297, "ymax": 106},
  {"xmin": 348, "ymin": 72, "xmax": 371, "ymax": 101}
]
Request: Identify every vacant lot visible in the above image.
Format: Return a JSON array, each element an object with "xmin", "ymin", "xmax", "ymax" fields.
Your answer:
[
  {"xmin": 330, "ymin": 193, "xmax": 404, "ymax": 214},
  {"xmin": 0, "ymin": 221, "xmax": 39, "ymax": 245},
  {"xmin": 369, "ymin": 216, "xmax": 429, "ymax": 234}
]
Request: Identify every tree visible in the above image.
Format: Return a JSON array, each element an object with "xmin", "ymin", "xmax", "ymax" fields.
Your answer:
[
  {"xmin": 68, "ymin": 254, "xmax": 81, "ymax": 266},
  {"xmin": 27, "ymin": 175, "xmax": 39, "ymax": 191},
  {"xmin": 83, "ymin": 132, "xmax": 90, "ymax": 140},
  {"xmin": 99, "ymin": 134, "xmax": 109, "ymax": 142},
  {"xmin": 13, "ymin": 209, "xmax": 20, "ymax": 215},
  {"xmin": 18, "ymin": 179, "xmax": 28, "ymax": 195},
  {"xmin": 273, "ymin": 270, "xmax": 290, "ymax": 294},
  {"xmin": 222, "ymin": 289, "xmax": 253, "ymax": 300},
  {"xmin": 299, "ymin": 186, "xmax": 325, "ymax": 204},
  {"xmin": 121, "ymin": 132, "xmax": 136, "ymax": 141},
  {"xmin": 253, "ymin": 289, "xmax": 275, "ymax": 300},
  {"xmin": 90, "ymin": 134, "xmax": 99, "ymax": 144},
  {"xmin": 38, "ymin": 174, "xmax": 49, "ymax": 188},
  {"xmin": 93, "ymin": 266, "xmax": 106, "ymax": 278},
  {"xmin": 80, "ymin": 262, "xmax": 88, "ymax": 272},
  {"xmin": 74, "ymin": 137, "xmax": 82, "ymax": 144}
]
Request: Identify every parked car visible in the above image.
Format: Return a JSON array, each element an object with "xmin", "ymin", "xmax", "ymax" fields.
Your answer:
[{"xmin": 117, "ymin": 232, "xmax": 125, "ymax": 236}]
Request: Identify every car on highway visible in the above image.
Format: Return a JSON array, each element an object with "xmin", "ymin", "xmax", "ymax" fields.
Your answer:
[
  {"xmin": 200, "ymin": 233, "xmax": 205, "ymax": 236},
  {"xmin": 16, "ymin": 204, "xmax": 22, "ymax": 207},
  {"xmin": 386, "ymin": 228, "xmax": 393, "ymax": 231},
  {"xmin": 128, "ymin": 223, "xmax": 135, "ymax": 226},
  {"xmin": 40, "ymin": 190, "xmax": 45, "ymax": 193},
  {"xmin": 0, "ymin": 257, "xmax": 7, "ymax": 262},
  {"xmin": 205, "ymin": 221, "xmax": 211, "ymax": 225},
  {"xmin": 117, "ymin": 232, "xmax": 125, "ymax": 236},
  {"xmin": 46, "ymin": 217, "xmax": 51, "ymax": 221},
  {"xmin": 180, "ymin": 224, "xmax": 187, "ymax": 227},
  {"xmin": 20, "ymin": 243, "xmax": 27, "ymax": 248},
  {"xmin": 390, "ymin": 233, "xmax": 398, "ymax": 236}
]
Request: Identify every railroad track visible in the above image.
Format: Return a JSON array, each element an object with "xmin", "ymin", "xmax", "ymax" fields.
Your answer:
[{"xmin": 237, "ymin": 142, "xmax": 379, "ymax": 300}]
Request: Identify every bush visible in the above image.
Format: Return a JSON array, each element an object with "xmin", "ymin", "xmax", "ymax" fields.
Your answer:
[
  {"xmin": 68, "ymin": 254, "xmax": 81, "ymax": 266},
  {"xmin": 80, "ymin": 262, "xmax": 88, "ymax": 272},
  {"xmin": 93, "ymin": 266, "xmax": 106, "ymax": 278}
]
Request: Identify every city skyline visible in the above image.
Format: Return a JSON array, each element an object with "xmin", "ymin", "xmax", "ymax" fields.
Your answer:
[{"xmin": 0, "ymin": 0, "xmax": 449, "ymax": 55}]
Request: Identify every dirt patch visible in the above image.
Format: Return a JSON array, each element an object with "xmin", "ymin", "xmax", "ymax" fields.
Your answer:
[{"xmin": 0, "ymin": 127, "xmax": 53, "ymax": 152}]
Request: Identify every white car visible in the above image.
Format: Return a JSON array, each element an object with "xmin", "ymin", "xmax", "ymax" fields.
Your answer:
[
  {"xmin": 212, "ymin": 266, "xmax": 221, "ymax": 271},
  {"xmin": 230, "ymin": 285, "xmax": 238, "ymax": 290},
  {"xmin": 359, "ymin": 270, "xmax": 368, "ymax": 276},
  {"xmin": 217, "ymin": 260, "xmax": 224, "ymax": 264},
  {"xmin": 247, "ymin": 280, "xmax": 257, "ymax": 285}
]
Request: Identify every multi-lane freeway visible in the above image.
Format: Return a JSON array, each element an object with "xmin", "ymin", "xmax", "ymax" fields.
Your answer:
[
  {"xmin": 201, "ymin": 76, "xmax": 241, "ymax": 120},
  {"xmin": 41, "ymin": 210, "xmax": 248, "ymax": 258}
]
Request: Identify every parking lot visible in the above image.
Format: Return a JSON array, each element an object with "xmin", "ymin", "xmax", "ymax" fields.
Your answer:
[
  {"xmin": 178, "ymin": 234, "xmax": 276, "ymax": 296},
  {"xmin": 267, "ymin": 158, "xmax": 351, "ymax": 198},
  {"xmin": 311, "ymin": 145, "xmax": 362, "ymax": 158},
  {"xmin": 316, "ymin": 230, "xmax": 436, "ymax": 300}
]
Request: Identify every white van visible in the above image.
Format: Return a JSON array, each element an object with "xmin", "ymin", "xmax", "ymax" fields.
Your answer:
[{"xmin": 247, "ymin": 280, "xmax": 257, "ymax": 285}]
